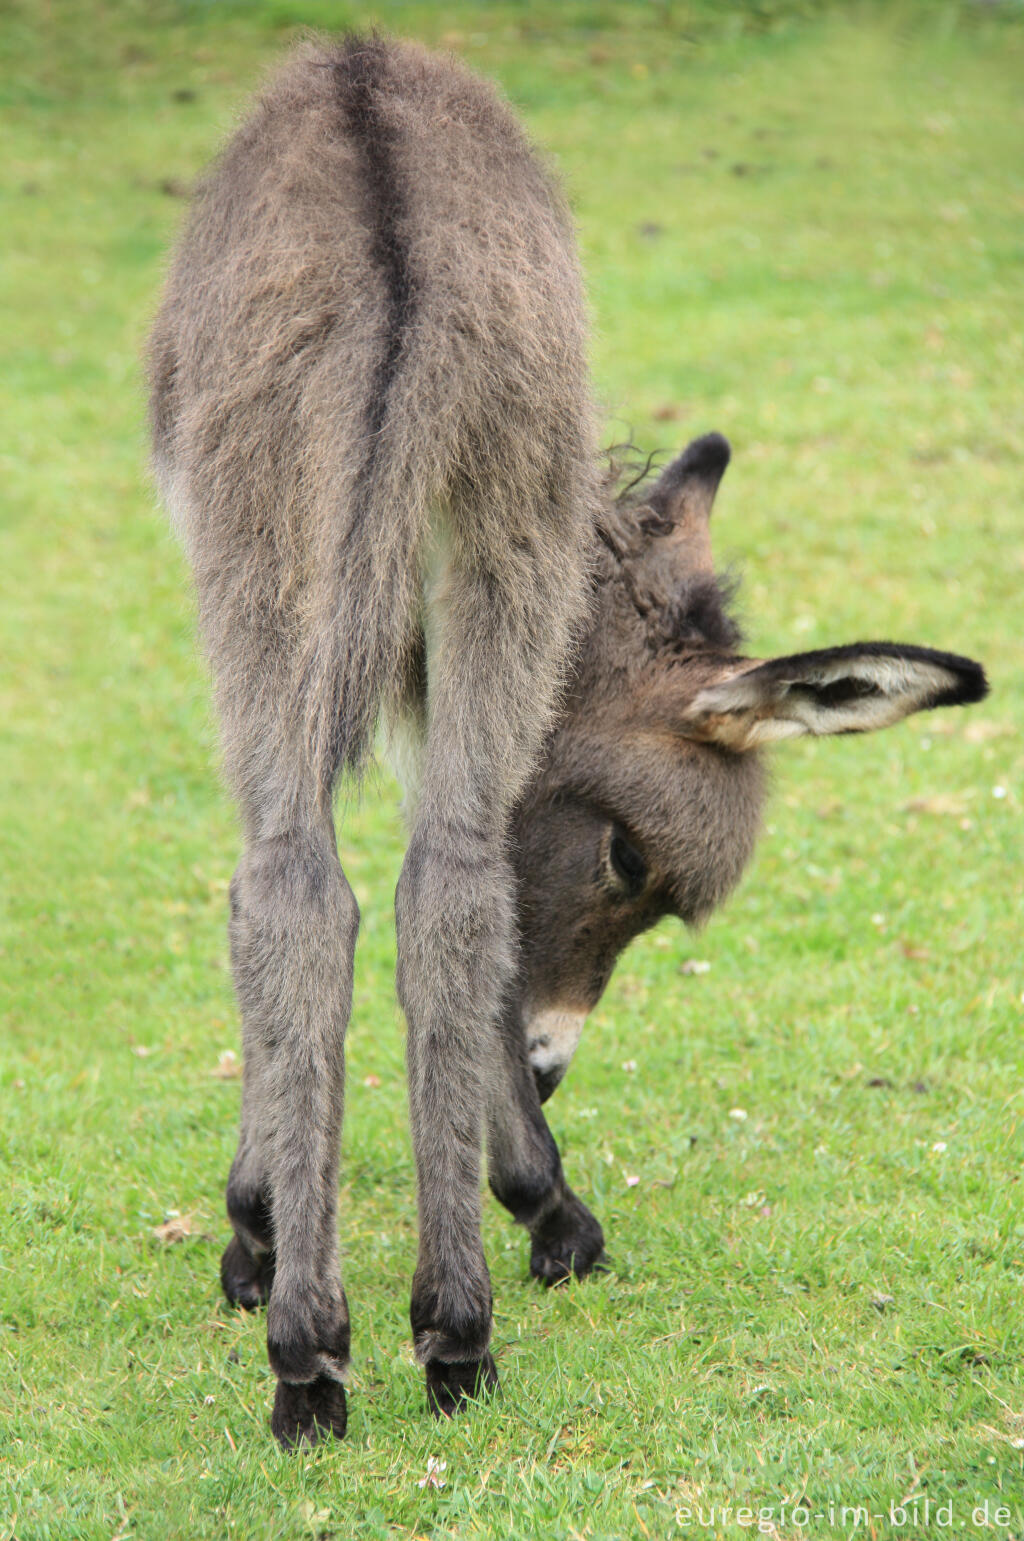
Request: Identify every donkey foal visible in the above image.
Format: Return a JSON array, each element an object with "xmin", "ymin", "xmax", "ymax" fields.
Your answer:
[{"xmin": 148, "ymin": 35, "xmax": 987, "ymax": 1447}]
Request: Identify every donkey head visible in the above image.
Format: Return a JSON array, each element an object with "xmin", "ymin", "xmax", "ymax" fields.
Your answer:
[{"xmin": 512, "ymin": 433, "xmax": 987, "ymax": 1099}]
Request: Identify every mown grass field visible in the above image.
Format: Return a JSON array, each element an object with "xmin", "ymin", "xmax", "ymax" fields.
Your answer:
[{"xmin": 2, "ymin": 3, "xmax": 1023, "ymax": 1537}]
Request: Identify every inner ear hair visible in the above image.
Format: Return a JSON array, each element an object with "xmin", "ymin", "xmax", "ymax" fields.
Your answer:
[
  {"xmin": 789, "ymin": 674, "xmax": 881, "ymax": 708},
  {"xmin": 677, "ymin": 640, "xmax": 988, "ymax": 751},
  {"xmin": 744, "ymin": 642, "xmax": 988, "ymax": 711}
]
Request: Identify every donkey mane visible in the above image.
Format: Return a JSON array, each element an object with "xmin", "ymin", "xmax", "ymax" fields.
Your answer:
[{"xmin": 655, "ymin": 571, "xmax": 744, "ymax": 655}]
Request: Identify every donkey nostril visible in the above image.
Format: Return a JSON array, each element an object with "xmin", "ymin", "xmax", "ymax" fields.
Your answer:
[
  {"xmin": 531, "ymin": 1063, "xmax": 567, "ymax": 1104},
  {"xmin": 524, "ymin": 1008, "xmax": 586, "ymax": 1097}
]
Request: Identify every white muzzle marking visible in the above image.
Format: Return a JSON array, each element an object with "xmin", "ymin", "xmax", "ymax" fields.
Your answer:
[{"xmin": 526, "ymin": 1009, "xmax": 587, "ymax": 1080}]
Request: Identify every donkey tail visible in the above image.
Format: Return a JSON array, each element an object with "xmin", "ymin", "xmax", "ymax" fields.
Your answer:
[
  {"xmin": 296, "ymin": 38, "xmax": 441, "ymax": 790},
  {"xmin": 297, "ymin": 425, "xmax": 432, "ymax": 791}
]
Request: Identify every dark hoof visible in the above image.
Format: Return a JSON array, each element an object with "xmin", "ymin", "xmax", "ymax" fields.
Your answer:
[
  {"xmin": 271, "ymin": 1373, "xmax": 348, "ymax": 1449},
  {"xmin": 530, "ymin": 1242, "xmax": 607, "ymax": 1286},
  {"xmin": 530, "ymin": 1202, "xmax": 606, "ymax": 1286},
  {"xmin": 425, "ymin": 1352, "xmax": 499, "ymax": 1417},
  {"xmin": 221, "ymin": 1236, "xmax": 274, "ymax": 1310}
]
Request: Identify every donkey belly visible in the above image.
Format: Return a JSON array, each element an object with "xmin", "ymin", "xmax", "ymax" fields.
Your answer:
[{"xmin": 382, "ymin": 508, "xmax": 456, "ymax": 815}]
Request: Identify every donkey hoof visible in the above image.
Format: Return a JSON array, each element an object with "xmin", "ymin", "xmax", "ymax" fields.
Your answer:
[
  {"xmin": 221, "ymin": 1236, "xmax": 274, "ymax": 1310},
  {"xmin": 271, "ymin": 1374, "xmax": 348, "ymax": 1449},
  {"xmin": 425, "ymin": 1352, "xmax": 499, "ymax": 1418},
  {"xmin": 530, "ymin": 1244, "xmax": 607, "ymax": 1286},
  {"xmin": 529, "ymin": 1193, "xmax": 606, "ymax": 1285}
]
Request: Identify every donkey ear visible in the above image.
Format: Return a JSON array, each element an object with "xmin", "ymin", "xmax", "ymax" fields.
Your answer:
[
  {"xmin": 641, "ymin": 432, "xmax": 731, "ymax": 572},
  {"xmin": 676, "ymin": 642, "xmax": 988, "ymax": 752}
]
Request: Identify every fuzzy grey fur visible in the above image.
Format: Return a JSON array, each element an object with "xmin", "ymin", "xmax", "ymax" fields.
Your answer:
[
  {"xmin": 150, "ymin": 34, "xmax": 597, "ymax": 1444},
  {"xmin": 148, "ymin": 35, "xmax": 987, "ymax": 1447}
]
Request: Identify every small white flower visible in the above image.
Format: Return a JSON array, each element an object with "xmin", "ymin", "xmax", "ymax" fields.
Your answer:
[
  {"xmin": 729, "ymin": 1108, "xmax": 748, "ymax": 1122},
  {"xmin": 932, "ymin": 1141, "xmax": 947, "ymax": 1154},
  {"xmin": 417, "ymin": 1456, "xmax": 447, "ymax": 1490},
  {"xmin": 622, "ymin": 1059, "xmax": 637, "ymax": 1073},
  {"xmin": 624, "ymin": 1174, "xmax": 640, "ymax": 1188},
  {"xmin": 210, "ymin": 1049, "xmax": 241, "ymax": 1079},
  {"xmin": 680, "ymin": 959, "xmax": 711, "ymax": 975},
  {"xmin": 993, "ymin": 785, "xmax": 1007, "ymax": 799}
]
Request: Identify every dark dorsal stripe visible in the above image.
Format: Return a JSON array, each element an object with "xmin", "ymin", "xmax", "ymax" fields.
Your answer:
[{"xmin": 334, "ymin": 37, "xmax": 416, "ymax": 448}]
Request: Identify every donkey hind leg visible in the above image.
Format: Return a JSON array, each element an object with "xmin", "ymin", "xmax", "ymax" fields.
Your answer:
[
  {"xmin": 226, "ymin": 816, "xmax": 358, "ymax": 1448},
  {"xmin": 396, "ymin": 531, "xmax": 589, "ymax": 1418},
  {"xmin": 487, "ymin": 1011, "xmax": 605, "ymax": 1286}
]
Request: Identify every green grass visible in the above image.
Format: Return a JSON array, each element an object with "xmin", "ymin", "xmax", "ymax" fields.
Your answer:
[{"xmin": 2, "ymin": 2, "xmax": 1024, "ymax": 1536}]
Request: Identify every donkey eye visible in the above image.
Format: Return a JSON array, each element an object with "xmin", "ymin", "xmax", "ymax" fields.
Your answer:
[{"xmin": 608, "ymin": 831, "xmax": 647, "ymax": 894}]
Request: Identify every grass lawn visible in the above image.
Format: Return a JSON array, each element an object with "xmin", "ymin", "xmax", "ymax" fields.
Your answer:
[{"xmin": 2, "ymin": 2, "xmax": 1023, "ymax": 1536}]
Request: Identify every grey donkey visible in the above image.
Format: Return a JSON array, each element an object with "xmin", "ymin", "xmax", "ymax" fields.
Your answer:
[{"xmin": 148, "ymin": 35, "xmax": 987, "ymax": 1448}]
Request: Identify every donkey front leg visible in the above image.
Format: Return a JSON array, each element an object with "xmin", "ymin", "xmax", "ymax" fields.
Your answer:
[
  {"xmin": 487, "ymin": 1007, "xmax": 606, "ymax": 1286},
  {"xmin": 222, "ymin": 900, "xmax": 289, "ymax": 1313},
  {"xmin": 222, "ymin": 1109, "xmax": 275, "ymax": 1310},
  {"xmin": 226, "ymin": 823, "xmax": 358, "ymax": 1448}
]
